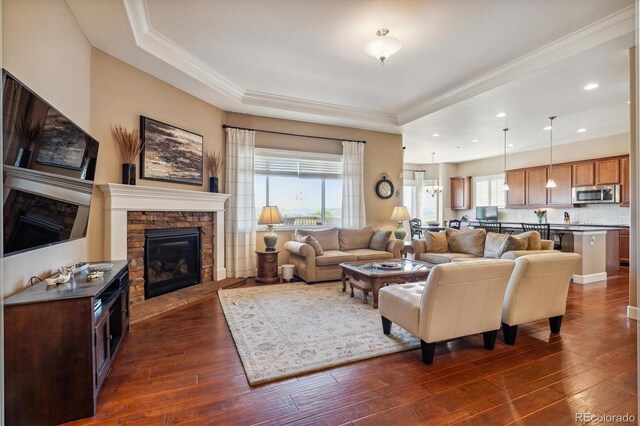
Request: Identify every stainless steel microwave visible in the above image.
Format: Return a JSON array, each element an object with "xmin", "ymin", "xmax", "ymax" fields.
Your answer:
[{"xmin": 571, "ymin": 185, "xmax": 620, "ymax": 204}]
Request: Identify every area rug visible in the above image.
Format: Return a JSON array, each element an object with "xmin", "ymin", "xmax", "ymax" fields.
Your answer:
[{"xmin": 218, "ymin": 282, "xmax": 420, "ymax": 385}]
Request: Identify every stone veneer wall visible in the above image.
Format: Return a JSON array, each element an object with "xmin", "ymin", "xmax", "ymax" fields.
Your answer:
[{"xmin": 127, "ymin": 211, "xmax": 214, "ymax": 304}]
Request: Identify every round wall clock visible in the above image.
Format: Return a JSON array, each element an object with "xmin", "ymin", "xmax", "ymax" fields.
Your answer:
[{"xmin": 375, "ymin": 177, "xmax": 394, "ymax": 199}]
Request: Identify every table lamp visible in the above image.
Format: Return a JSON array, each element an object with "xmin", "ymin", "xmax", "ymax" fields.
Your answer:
[
  {"xmin": 390, "ymin": 206, "xmax": 411, "ymax": 239},
  {"xmin": 258, "ymin": 206, "xmax": 283, "ymax": 251}
]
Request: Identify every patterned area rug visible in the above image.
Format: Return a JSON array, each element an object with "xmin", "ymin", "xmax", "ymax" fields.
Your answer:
[{"xmin": 218, "ymin": 282, "xmax": 420, "ymax": 385}]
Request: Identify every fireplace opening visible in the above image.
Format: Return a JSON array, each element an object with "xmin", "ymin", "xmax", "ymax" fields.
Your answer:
[{"xmin": 144, "ymin": 227, "xmax": 201, "ymax": 299}]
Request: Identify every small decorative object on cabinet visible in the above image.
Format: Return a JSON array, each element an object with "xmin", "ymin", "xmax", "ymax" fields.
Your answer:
[
  {"xmin": 258, "ymin": 206, "xmax": 284, "ymax": 250},
  {"xmin": 375, "ymin": 174, "xmax": 394, "ymax": 199},
  {"xmin": 256, "ymin": 250, "xmax": 280, "ymax": 283},
  {"xmin": 4, "ymin": 260, "xmax": 130, "ymax": 425},
  {"xmin": 450, "ymin": 176, "xmax": 471, "ymax": 209},
  {"xmin": 205, "ymin": 150, "xmax": 223, "ymax": 193},
  {"xmin": 112, "ymin": 124, "xmax": 143, "ymax": 185},
  {"xmin": 390, "ymin": 206, "xmax": 411, "ymax": 239}
]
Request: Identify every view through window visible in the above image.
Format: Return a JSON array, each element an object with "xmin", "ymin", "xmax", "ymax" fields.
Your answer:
[{"xmin": 403, "ymin": 179, "xmax": 439, "ymax": 222}]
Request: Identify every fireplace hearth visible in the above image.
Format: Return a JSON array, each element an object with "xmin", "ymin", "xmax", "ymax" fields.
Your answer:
[{"xmin": 144, "ymin": 227, "xmax": 201, "ymax": 299}]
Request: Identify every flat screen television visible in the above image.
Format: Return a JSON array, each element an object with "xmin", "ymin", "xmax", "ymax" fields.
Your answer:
[
  {"xmin": 2, "ymin": 70, "xmax": 100, "ymax": 256},
  {"xmin": 476, "ymin": 206, "xmax": 498, "ymax": 221}
]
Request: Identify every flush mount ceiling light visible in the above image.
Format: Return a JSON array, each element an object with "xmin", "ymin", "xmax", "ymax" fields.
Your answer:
[
  {"xmin": 496, "ymin": 112, "xmax": 507, "ymax": 118},
  {"xmin": 584, "ymin": 82, "xmax": 599, "ymax": 90},
  {"xmin": 577, "ymin": 128, "xmax": 587, "ymax": 133},
  {"xmin": 472, "ymin": 139, "xmax": 479, "ymax": 143},
  {"xmin": 503, "ymin": 128, "xmax": 510, "ymax": 191},
  {"xmin": 364, "ymin": 28, "xmax": 401, "ymax": 65},
  {"xmin": 545, "ymin": 116, "xmax": 557, "ymax": 188},
  {"xmin": 432, "ymin": 133, "xmax": 440, "ymax": 137}
]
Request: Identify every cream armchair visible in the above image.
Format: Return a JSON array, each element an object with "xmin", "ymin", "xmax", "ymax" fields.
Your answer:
[
  {"xmin": 379, "ymin": 259, "xmax": 516, "ymax": 364},
  {"xmin": 501, "ymin": 253, "xmax": 581, "ymax": 345}
]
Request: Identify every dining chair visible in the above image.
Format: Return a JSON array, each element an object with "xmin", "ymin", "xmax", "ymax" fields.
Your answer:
[
  {"xmin": 479, "ymin": 221, "xmax": 502, "ymax": 234},
  {"xmin": 409, "ymin": 218, "xmax": 423, "ymax": 239},
  {"xmin": 448, "ymin": 219, "xmax": 461, "ymax": 229},
  {"xmin": 520, "ymin": 223, "xmax": 551, "ymax": 240}
]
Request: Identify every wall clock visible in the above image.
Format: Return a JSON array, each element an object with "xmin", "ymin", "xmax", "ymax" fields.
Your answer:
[{"xmin": 375, "ymin": 176, "xmax": 394, "ymax": 199}]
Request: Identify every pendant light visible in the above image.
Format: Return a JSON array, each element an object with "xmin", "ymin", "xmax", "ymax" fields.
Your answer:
[
  {"xmin": 502, "ymin": 128, "xmax": 510, "ymax": 191},
  {"xmin": 545, "ymin": 116, "xmax": 557, "ymax": 188}
]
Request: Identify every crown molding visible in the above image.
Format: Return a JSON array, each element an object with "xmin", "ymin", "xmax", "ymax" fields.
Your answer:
[{"xmin": 397, "ymin": 5, "xmax": 636, "ymax": 125}]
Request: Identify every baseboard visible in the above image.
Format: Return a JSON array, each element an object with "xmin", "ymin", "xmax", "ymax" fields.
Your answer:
[
  {"xmin": 214, "ymin": 267, "xmax": 227, "ymax": 281},
  {"xmin": 572, "ymin": 272, "xmax": 607, "ymax": 284},
  {"xmin": 627, "ymin": 306, "xmax": 639, "ymax": 320}
]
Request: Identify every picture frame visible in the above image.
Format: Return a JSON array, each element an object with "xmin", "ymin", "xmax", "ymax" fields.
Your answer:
[
  {"xmin": 140, "ymin": 116, "xmax": 203, "ymax": 186},
  {"xmin": 34, "ymin": 108, "xmax": 88, "ymax": 170}
]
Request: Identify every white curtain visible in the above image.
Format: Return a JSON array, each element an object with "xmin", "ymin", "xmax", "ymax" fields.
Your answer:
[
  {"xmin": 341, "ymin": 141, "xmax": 366, "ymax": 228},
  {"xmin": 225, "ymin": 128, "xmax": 256, "ymax": 278},
  {"xmin": 414, "ymin": 171, "xmax": 424, "ymax": 220}
]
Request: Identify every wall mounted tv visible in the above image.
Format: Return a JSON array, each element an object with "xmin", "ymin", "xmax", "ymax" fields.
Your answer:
[
  {"xmin": 2, "ymin": 70, "xmax": 100, "ymax": 256},
  {"xmin": 476, "ymin": 206, "xmax": 498, "ymax": 221}
]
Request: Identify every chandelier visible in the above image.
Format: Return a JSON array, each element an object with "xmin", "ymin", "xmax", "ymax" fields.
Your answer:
[{"xmin": 425, "ymin": 152, "xmax": 443, "ymax": 197}]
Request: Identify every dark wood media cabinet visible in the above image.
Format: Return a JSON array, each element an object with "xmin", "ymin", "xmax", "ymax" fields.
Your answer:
[{"xmin": 4, "ymin": 260, "xmax": 130, "ymax": 425}]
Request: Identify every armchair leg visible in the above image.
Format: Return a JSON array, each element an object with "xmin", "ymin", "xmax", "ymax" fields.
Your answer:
[
  {"xmin": 549, "ymin": 315, "xmax": 563, "ymax": 333},
  {"xmin": 501, "ymin": 322, "xmax": 518, "ymax": 345},
  {"xmin": 420, "ymin": 340, "xmax": 436, "ymax": 365},
  {"xmin": 483, "ymin": 330, "xmax": 498, "ymax": 350},
  {"xmin": 381, "ymin": 316, "xmax": 392, "ymax": 334}
]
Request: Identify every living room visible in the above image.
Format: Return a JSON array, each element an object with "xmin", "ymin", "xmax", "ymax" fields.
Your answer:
[{"xmin": 1, "ymin": 0, "xmax": 638, "ymax": 424}]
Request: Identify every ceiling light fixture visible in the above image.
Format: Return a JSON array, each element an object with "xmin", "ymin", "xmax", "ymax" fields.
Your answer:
[
  {"xmin": 583, "ymin": 83, "xmax": 599, "ymax": 91},
  {"xmin": 576, "ymin": 128, "xmax": 587, "ymax": 133},
  {"xmin": 503, "ymin": 128, "xmax": 510, "ymax": 191},
  {"xmin": 472, "ymin": 139, "xmax": 479, "ymax": 143},
  {"xmin": 364, "ymin": 28, "xmax": 401, "ymax": 65},
  {"xmin": 425, "ymin": 152, "xmax": 443, "ymax": 197},
  {"xmin": 543, "ymin": 126, "xmax": 552, "ymax": 130},
  {"xmin": 496, "ymin": 112, "xmax": 507, "ymax": 118},
  {"xmin": 508, "ymin": 143, "xmax": 514, "ymax": 147},
  {"xmin": 432, "ymin": 133, "xmax": 440, "ymax": 137},
  {"xmin": 545, "ymin": 116, "xmax": 557, "ymax": 188}
]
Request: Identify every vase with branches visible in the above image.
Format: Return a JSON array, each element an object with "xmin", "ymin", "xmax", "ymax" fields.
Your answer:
[
  {"xmin": 204, "ymin": 150, "xmax": 223, "ymax": 193},
  {"xmin": 112, "ymin": 124, "xmax": 144, "ymax": 185},
  {"xmin": 533, "ymin": 209, "xmax": 547, "ymax": 224},
  {"xmin": 13, "ymin": 117, "xmax": 44, "ymax": 168}
]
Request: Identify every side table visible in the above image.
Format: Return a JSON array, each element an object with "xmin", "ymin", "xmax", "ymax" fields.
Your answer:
[
  {"xmin": 401, "ymin": 241, "xmax": 414, "ymax": 258},
  {"xmin": 256, "ymin": 250, "xmax": 280, "ymax": 284}
]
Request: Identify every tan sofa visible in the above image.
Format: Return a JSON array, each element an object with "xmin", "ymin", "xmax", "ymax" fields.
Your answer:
[
  {"xmin": 412, "ymin": 228, "xmax": 556, "ymax": 265},
  {"xmin": 284, "ymin": 226, "xmax": 404, "ymax": 283}
]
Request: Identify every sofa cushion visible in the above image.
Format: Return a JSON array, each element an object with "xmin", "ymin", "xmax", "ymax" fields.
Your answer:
[
  {"xmin": 499, "ymin": 235, "xmax": 529, "ymax": 255},
  {"xmin": 296, "ymin": 235, "xmax": 324, "ymax": 255},
  {"xmin": 516, "ymin": 231, "xmax": 541, "ymax": 250},
  {"xmin": 369, "ymin": 230, "xmax": 392, "ymax": 251},
  {"xmin": 424, "ymin": 231, "xmax": 448, "ymax": 253},
  {"xmin": 484, "ymin": 233, "xmax": 508, "ymax": 259},
  {"xmin": 339, "ymin": 225, "xmax": 375, "ymax": 251},
  {"xmin": 419, "ymin": 252, "xmax": 478, "ymax": 264},
  {"xmin": 315, "ymin": 250, "xmax": 357, "ymax": 266},
  {"xmin": 445, "ymin": 228, "xmax": 486, "ymax": 257},
  {"xmin": 379, "ymin": 282, "xmax": 424, "ymax": 336},
  {"xmin": 297, "ymin": 227, "xmax": 339, "ymax": 251},
  {"xmin": 347, "ymin": 249, "xmax": 394, "ymax": 261}
]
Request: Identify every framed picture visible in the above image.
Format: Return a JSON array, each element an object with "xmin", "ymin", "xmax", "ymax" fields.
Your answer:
[
  {"xmin": 140, "ymin": 116, "xmax": 203, "ymax": 185},
  {"xmin": 35, "ymin": 108, "xmax": 87, "ymax": 170}
]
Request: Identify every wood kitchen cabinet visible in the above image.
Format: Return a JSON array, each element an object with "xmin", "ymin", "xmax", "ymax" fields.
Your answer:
[
  {"xmin": 547, "ymin": 164, "xmax": 573, "ymax": 206},
  {"xmin": 505, "ymin": 169, "xmax": 526, "ymax": 207},
  {"xmin": 620, "ymin": 229, "xmax": 629, "ymax": 266},
  {"xmin": 572, "ymin": 161, "xmax": 595, "ymax": 187},
  {"xmin": 525, "ymin": 167, "xmax": 548, "ymax": 206},
  {"xmin": 450, "ymin": 176, "xmax": 471, "ymax": 210},
  {"xmin": 595, "ymin": 157, "xmax": 620, "ymax": 185},
  {"xmin": 620, "ymin": 156, "xmax": 630, "ymax": 207}
]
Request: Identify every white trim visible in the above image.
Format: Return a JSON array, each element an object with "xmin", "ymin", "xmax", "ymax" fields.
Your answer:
[
  {"xmin": 572, "ymin": 272, "xmax": 608, "ymax": 284},
  {"xmin": 626, "ymin": 305, "xmax": 639, "ymax": 320},
  {"xmin": 254, "ymin": 147, "xmax": 342, "ymax": 162}
]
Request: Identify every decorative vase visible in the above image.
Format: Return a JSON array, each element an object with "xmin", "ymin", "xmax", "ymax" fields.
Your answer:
[
  {"xmin": 15, "ymin": 147, "xmax": 31, "ymax": 168},
  {"xmin": 394, "ymin": 221, "xmax": 407, "ymax": 240},
  {"xmin": 263, "ymin": 224, "xmax": 278, "ymax": 251},
  {"xmin": 209, "ymin": 176, "xmax": 219, "ymax": 193},
  {"xmin": 122, "ymin": 163, "xmax": 136, "ymax": 185}
]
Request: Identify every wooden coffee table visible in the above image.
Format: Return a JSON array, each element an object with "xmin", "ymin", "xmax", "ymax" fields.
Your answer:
[{"xmin": 340, "ymin": 259, "xmax": 431, "ymax": 308}]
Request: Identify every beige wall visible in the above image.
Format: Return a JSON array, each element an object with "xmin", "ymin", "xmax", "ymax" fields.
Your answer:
[{"xmin": 3, "ymin": 0, "xmax": 93, "ymax": 296}]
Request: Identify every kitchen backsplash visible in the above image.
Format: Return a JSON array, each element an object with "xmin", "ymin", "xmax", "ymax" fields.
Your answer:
[{"xmin": 452, "ymin": 204, "xmax": 630, "ymax": 226}]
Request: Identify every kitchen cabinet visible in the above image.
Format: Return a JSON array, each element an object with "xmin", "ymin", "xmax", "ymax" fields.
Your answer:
[
  {"xmin": 572, "ymin": 161, "xmax": 595, "ymax": 187},
  {"xmin": 505, "ymin": 169, "xmax": 526, "ymax": 207},
  {"xmin": 547, "ymin": 164, "xmax": 573, "ymax": 206},
  {"xmin": 620, "ymin": 156, "xmax": 630, "ymax": 207},
  {"xmin": 595, "ymin": 157, "xmax": 620, "ymax": 185},
  {"xmin": 450, "ymin": 176, "xmax": 471, "ymax": 210},
  {"xmin": 620, "ymin": 229, "xmax": 629, "ymax": 266},
  {"xmin": 525, "ymin": 167, "xmax": 548, "ymax": 206}
]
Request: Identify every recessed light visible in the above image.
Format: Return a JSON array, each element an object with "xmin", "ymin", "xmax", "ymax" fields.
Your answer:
[
  {"xmin": 496, "ymin": 112, "xmax": 507, "ymax": 118},
  {"xmin": 583, "ymin": 83, "xmax": 599, "ymax": 90},
  {"xmin": 543, "ymin": 126, "xmax": 553, "ymax": 130},
  {"xmin": 432, "ymin": 133, "xmax": 440, "ymax": 137},
  {"xmin": 577, "ymin": 128, "xmax": 587, "ymax": 133},
  {"xmin": 507, "ymin": 143, "xmax": 514, "ymax": 147},
  {"xmin": 471, "ymin": 139, "xmax": 479, "ymax": 143}
]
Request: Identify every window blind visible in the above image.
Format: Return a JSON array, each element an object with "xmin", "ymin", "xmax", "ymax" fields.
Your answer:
[
  {"xmin": 254, "ymin": 148, "xmax": 342, "ymax": 179},
  {"xmin": 474, "ymin": 174, "xmax": 505, "ymax": 207}
]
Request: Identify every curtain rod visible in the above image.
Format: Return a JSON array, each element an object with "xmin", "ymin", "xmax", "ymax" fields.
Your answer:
[
  {"xmin": 404, "ymin": 169, "xmax": 427, "ymax": 172},
  {"xmin": 222, "ymin": 125, "xmax": 366, "ymax": 144}
]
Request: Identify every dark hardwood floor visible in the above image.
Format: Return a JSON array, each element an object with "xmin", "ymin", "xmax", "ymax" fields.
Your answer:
[{"xmin": 67, "ymin": 270, "xmax": 637, "ymax": 425}]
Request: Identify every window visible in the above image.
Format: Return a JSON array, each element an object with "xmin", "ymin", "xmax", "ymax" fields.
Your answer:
[
  {"xmin": 474, "ymin": 174, "xmax": 506, "ymax": 207},
  {"xmin": 403, "ymin": 178, "xmax": 439, "ymax": 221},
  {"xmin": 254, "ymin": 148, "xmax": 342, "ymax": 226}
]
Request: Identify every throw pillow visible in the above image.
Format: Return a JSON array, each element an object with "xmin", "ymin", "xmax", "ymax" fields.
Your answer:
[
  {"xmin": 445, "ymin": 228, "xmax": 486, "ymax": 257},
  {"xmin": 516, "ymin": 231, "xmax": 541, "ymax": 250},
  {"xmin": 498, "ymin": 235, "xmax": 529, "ymax": 257},
  {"xmin": 339, "ymin": 225, "xmax": 375, "ymax": 251},
  {"xmin": 297, "ymin": 235, "xmax": 324, "ymax": 255},
  {"xmin": 483, "ymin": 232, "xmax": 508, "ymax": 259},
  {"xmin": 369, "ymin": 230, "xmax": 392, "ymax": 251},
  {"xmin": 297, "ymin": 227, "xmax": 339, "ymax": 251},
  {"xmin": 424, "ymin": 231, "xmax": 448, "ymax": 253}
]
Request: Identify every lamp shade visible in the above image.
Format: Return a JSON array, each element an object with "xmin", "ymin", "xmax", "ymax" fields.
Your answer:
[
  {"xmin": 390, "ymin": 206, "xmax": 411, "ymax": 221},
  {"xmin": 258, "ymin": 206, "xmax": 283, "ymax": 225}
]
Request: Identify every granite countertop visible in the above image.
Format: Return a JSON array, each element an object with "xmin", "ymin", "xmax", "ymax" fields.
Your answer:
[{"xmin": 463, "ymin": 221, "xmax": 628, "ymax": 232}]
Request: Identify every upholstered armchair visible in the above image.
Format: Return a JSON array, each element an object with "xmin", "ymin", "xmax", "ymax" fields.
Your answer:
[
  {"xmin": 501, "ymin": 253, "xmax": 581, "ymax": 345},
  {"xmin": 379, "ymin": 259, "xmax": 516, "ymax": 364}
]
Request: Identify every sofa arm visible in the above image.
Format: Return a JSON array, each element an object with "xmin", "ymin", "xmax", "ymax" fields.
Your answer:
[
  {"xmin": 500, "ymin": 249, "xmax": 560, "ymax": 260},
  {"xmin": 284, "ymin": 241, "xmax": 316, "ymax": 258},
  {"xmin": 385, "ymin": 239, "xmax": 404, "ymax": 258},
  {"xmin": 540, "ymin": 240, "xmax": 554, "ymax": 250},
  {"xmin": 412, "ymin": 239, "xmax": 427, "ymax": 259}
]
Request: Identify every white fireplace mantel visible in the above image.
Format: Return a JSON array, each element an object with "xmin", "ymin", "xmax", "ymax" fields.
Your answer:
[{"xmin": 99, "ymin": 183, "xmax": 231, "ymax": 280}]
